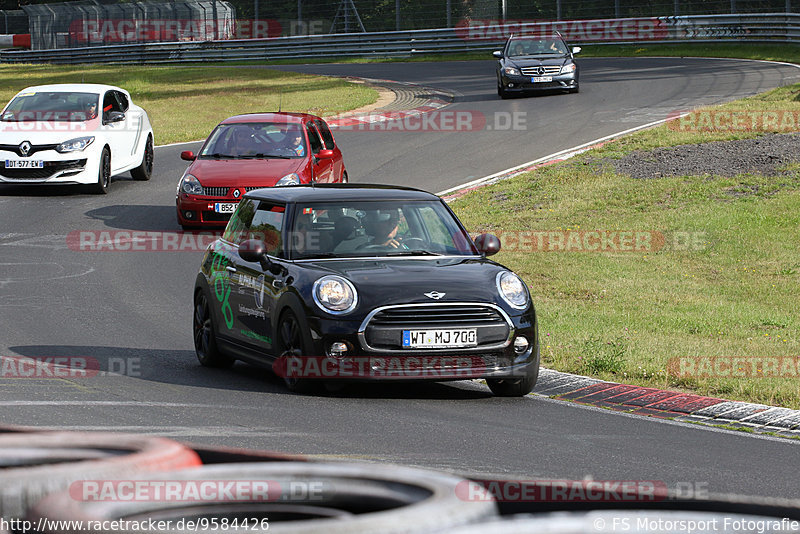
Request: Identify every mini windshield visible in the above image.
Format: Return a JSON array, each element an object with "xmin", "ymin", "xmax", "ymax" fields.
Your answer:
[
  {"xmin": 199, "ymin": 122, "xmax": 307, "ymax": 159},
  {"xmin": 507, "ymin": 38, "xmax": 569, "ymax": 56},
  {"xmin": 289, "ymin": 200, "xmax": 478, "ymax": 259},
  {"xmin": 1, "ymin": 91, "xmax": 100, "ymax": 122}
]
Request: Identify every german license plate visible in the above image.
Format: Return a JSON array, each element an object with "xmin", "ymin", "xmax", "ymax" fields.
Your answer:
[
  {"xmin": 214, "ymin": 202, "xmax": 238, "ymax": 214},
  {"xmin": 532, "ymin": 76, "xmax": 552, "ymax": 83},
  {"xmin": 402, "ymin": 329, "xmax": 477, "ymax": 348},
  {"xmin": 5, "ymin": 160, "xmax": 44, "ymax": 169}
]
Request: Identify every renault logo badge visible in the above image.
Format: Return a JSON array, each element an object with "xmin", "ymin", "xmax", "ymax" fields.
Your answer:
[
  {"xmin": 424, "ymin": 291, "xmax": 446, "ymax": 300},
  {"xmin": 19, "ymin": 141, "xmax": 31, "ymax": 157},
  {"xmin": 233, "ymin": 189, "xmax": 241, "ymax": 198}
]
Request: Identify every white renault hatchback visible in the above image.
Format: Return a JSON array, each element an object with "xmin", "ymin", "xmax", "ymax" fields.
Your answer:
[{"xmin": 0, "ymin": 83, "xmax": 154, "ymax": 194}]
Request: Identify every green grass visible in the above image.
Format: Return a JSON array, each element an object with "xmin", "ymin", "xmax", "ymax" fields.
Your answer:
[
  {"xmin": 0, "ymin": 64, "xmax": 378, "ymax": 144},
  {"xmin": 200, "ymin": 43, "xmax": 800, "ymax": 66},
  {"xmin": 450, "ymin": 83, "xmax": 800, "ymax": 410}
]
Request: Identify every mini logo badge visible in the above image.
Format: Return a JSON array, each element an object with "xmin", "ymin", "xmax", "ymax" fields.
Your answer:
[
  {"xmin": 233, "ymin": 189, "xmax": 241, "ymax": 198},
  {"xmin": 19, "ymin": 141, "xmax": 31, "ymax": 157},
  {"xmin": 424, "ymin": 291, "xmax": 446, "ymax": 300}
]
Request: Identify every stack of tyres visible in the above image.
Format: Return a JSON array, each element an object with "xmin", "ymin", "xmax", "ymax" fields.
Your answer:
[
  {"xmin": 0, "ymin": 432, "xmax": 202, "ymax": 520},
  {"xmin": 30, "ymin": 462, "xmax": 500, "ymax": 533}
]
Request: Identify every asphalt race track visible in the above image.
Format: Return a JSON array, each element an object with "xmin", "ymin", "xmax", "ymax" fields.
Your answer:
[{"xmin": 1, "ymin": 58, "xmax": 799, "ymax": 499}]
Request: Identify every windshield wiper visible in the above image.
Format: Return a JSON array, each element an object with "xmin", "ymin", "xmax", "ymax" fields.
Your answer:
[
  {"xmin": 385, "ymin": 250, "xmax": 444, "ymax": 256},
  {"xmin": 202, "ymin": 153, "xmax": 235, "ymax": 159},
  {"xmin": 239, "ymin": 154, "xmax": 292, "ymax": 159}
]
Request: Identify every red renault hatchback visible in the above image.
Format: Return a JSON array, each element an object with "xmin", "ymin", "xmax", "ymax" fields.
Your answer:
[{"xmin": 176, "ymin": 112, "xmax": 347, "ymax": 229}]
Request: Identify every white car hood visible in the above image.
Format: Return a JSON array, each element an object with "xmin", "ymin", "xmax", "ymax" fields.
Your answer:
[{"xmin": 0, "ymin": 121, "xmax": 100, "ymax": 146}]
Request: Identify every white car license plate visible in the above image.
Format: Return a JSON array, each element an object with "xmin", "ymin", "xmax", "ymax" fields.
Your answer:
[
  {"xmin": 5, "ymin": 160, "xmax": 44, "ymax": 169},
  {"xmin": 532, "ymin": 76, "xmax": 553, "ymax": 83},
  {"xmin": 214, "ymin": 203, "xmax": 238, "ymax": 214},
  {"xmin": 402, "ymin": 329, "xmax": 478, "ymax": 348}
]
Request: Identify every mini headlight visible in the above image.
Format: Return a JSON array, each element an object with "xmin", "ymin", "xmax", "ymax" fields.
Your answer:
[
  {"xmin": 560, "ymin": 63, "xmax": 577, "ymax": 74},
  {"xmin": 496, "ymin": 271, "xmax": 529, "ymax": 309},
  {"xmin": 180, "ymin": 174, "xmax": 203, "ymax": 195},
  {"xmin": 276, "ymin": 173, "xmax": 300, "ymax": 186},
  {"xmin": 313, "ymin": 275, "xmax": 357, "ymax": 314},
  {"xmin": 503, "ymin": 66, "xmax": 521, "ymax": 76},
  {"xmin": 56, "ymin": 136, "xmax": 94, "ymax": 153}
]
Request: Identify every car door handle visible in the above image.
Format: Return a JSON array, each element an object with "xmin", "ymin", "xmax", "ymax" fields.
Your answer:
[
  {"xmin": 225, "ymin": 266, "xmax": 237, "ymax": 273},
  {"xmin": 272, "ymin": 280, "xmax": 284, "ymax": 289}
]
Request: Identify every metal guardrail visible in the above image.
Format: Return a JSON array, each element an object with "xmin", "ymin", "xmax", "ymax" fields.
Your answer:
[{"xmin": 2, "ymin": 13, "xmax": 799, "ymax": 64}]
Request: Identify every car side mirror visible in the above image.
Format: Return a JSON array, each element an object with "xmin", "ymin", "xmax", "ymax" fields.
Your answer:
[
  {"xmin": 238, "ymin": 239, "xmax": 284, "ymax": 274},
  {"xmin": 492, "ymin": 51, "xmax": 503, "ymax": 58},
  {"xmin": 104, "ymin": 111, "xmax": 125, "ymax": 124},
  {"xmin": 316, "ymin": 149, "xmax": 335, "ymax": 159},
  {"xmin": 572, "ymin": 46, "xmax": 582, "ymax": 54},
  {"xmin": 474, "ymin": 233, "xmax": 501, "ymax": 256},
  {"xmin": 181, "ymin": 151, "xmax": 196, "ymax": 161}
]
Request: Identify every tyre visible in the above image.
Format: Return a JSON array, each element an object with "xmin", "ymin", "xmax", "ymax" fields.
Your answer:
[
  {"xmin": 497, "ymin": 82, "xmax": 509, "ymax": 99},
  {"xmin": 0, "ymin": 431, "xmax": 201, "ymax": 519},
  {"xmin": 194, "ymin": 289, "xmax": 234, "ymax": 368},
  {"xmin": 92, "ymin": 147, "xmax": 111, "ymax": 194},
  {"xmin": 276, "ymin": 310, "xmax": 318, "ymax": 394},
  {"xmin": 29, "ymin": 462, "xmax": 499, "ymax": 534},
  {"xmin": 131, "ymin": 135, "xmax": 153, "ymax": 181},
  {"xmin": 487, "ymin": 356, "xmax": 539, "ymax": 397}
]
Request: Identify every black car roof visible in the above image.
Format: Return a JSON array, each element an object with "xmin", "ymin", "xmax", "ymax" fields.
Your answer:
[{"xmin": 244, "ymin": 184, "xmax": 440, "ymax": 203}]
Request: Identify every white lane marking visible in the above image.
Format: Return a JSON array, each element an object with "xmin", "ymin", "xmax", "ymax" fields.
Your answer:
[{"xmin": 437, "ymin": 116, "xmax": 679, "ymax": 196}]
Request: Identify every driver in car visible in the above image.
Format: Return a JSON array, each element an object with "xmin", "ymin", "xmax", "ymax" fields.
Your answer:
[{"xmin": 366, "ymin": 211, "xmax": 405, "ymax": 249}]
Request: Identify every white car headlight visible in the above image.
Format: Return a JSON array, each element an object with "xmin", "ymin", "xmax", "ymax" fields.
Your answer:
[
  {"xmin": 496, "ymin": 271, "xmax": 529, "ymax": 309},
  {"xmin": 560, "ymin": 63, "xmax": 577, "ymax": 74},
  {"xmin": 503, "ymin": 66, "xmax": 521, "ymax": 76},
  {"xmin": 275, "ymin": 173, "xmax": 300, "ymax": 186},
  {"xmin": 56, "ymin": 136, "xmax": 94, "ymax": 153},
  {"xmin": 313, "ymin": 275, "xmax": 357, "ymax": 314},
  {"xmin": 180, "ymin": 173, "xmax": 203, "ymax": 195}
]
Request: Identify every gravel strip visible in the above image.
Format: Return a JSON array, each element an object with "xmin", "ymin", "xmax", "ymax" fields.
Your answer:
[{"xmin": 611, "ymin": 132, "xmax": 800, "ymax": 179}]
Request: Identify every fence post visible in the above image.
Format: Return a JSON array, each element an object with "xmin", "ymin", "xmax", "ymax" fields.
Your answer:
[
  {"xmin": 556, "ymin": 0, "xmax": 561, "ymax": 21},
  {"xmin": 446, "ymin": 0, "xmax": 451, "ymax": 27}
]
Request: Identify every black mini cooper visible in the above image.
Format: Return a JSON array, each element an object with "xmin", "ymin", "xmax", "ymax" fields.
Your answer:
[{"xmin": 193, "ymin": 184, "xmax": 539, "ymax": 396}]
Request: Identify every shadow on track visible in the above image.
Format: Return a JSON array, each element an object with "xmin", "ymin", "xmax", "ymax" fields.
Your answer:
[{"xmin": 8, "ymin": 345, "xmax": 494, "ymax": 400}]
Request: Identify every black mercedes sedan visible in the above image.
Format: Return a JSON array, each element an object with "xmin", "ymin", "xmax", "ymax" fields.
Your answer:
[
  {"xmin": 192, "ymin": 184, "xmax": 539, "ymax": 396},
  {"xmin": 494, "ymin": 34, "xmax": 581, "ymax": 97}
]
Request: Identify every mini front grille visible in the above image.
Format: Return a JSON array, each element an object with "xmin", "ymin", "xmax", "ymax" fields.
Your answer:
[
  {"xmin": 360, "ymin": 303, "xmax": 512, "ymax": 352},
  {"xmin": 200, "ymin": 186, "xmax": 229, "ymax": 197},
  {"xmin": 369, "ymin": 305, "xmax": 507, "ymax": 327},
  {"xmin": 520, "ymin": 65, "xmax": 562, "ymax": 76},
  {"xmin": 0, "ymin": 159, "xmax": 86, "ymax": 180}
]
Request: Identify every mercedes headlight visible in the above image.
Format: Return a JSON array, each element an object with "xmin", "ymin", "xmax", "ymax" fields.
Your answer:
[
  {"xmin": 56, "ymin": 136, "xmax": 94, "ymax": 153},
  {"xmin": 496, "ymin": 271, "xmax": 529, "ymax": 309},
  {"xmin": 503, "ymin": 66, "xmax": 521, "ymax": 76},
  {"xmin": 275, "ymin": 173, "xmax": 300, "ymax": 186},
  {"xmin": 179, "ymin": 173, "xmax": 203, "ymax": 195},
  {"xmin": 560, "ymin": 63, "xmax": 577, "ymax": 74},
  {"xmin": 313, "ymin": 275, "xmax": 357, "ymax": 314}
]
